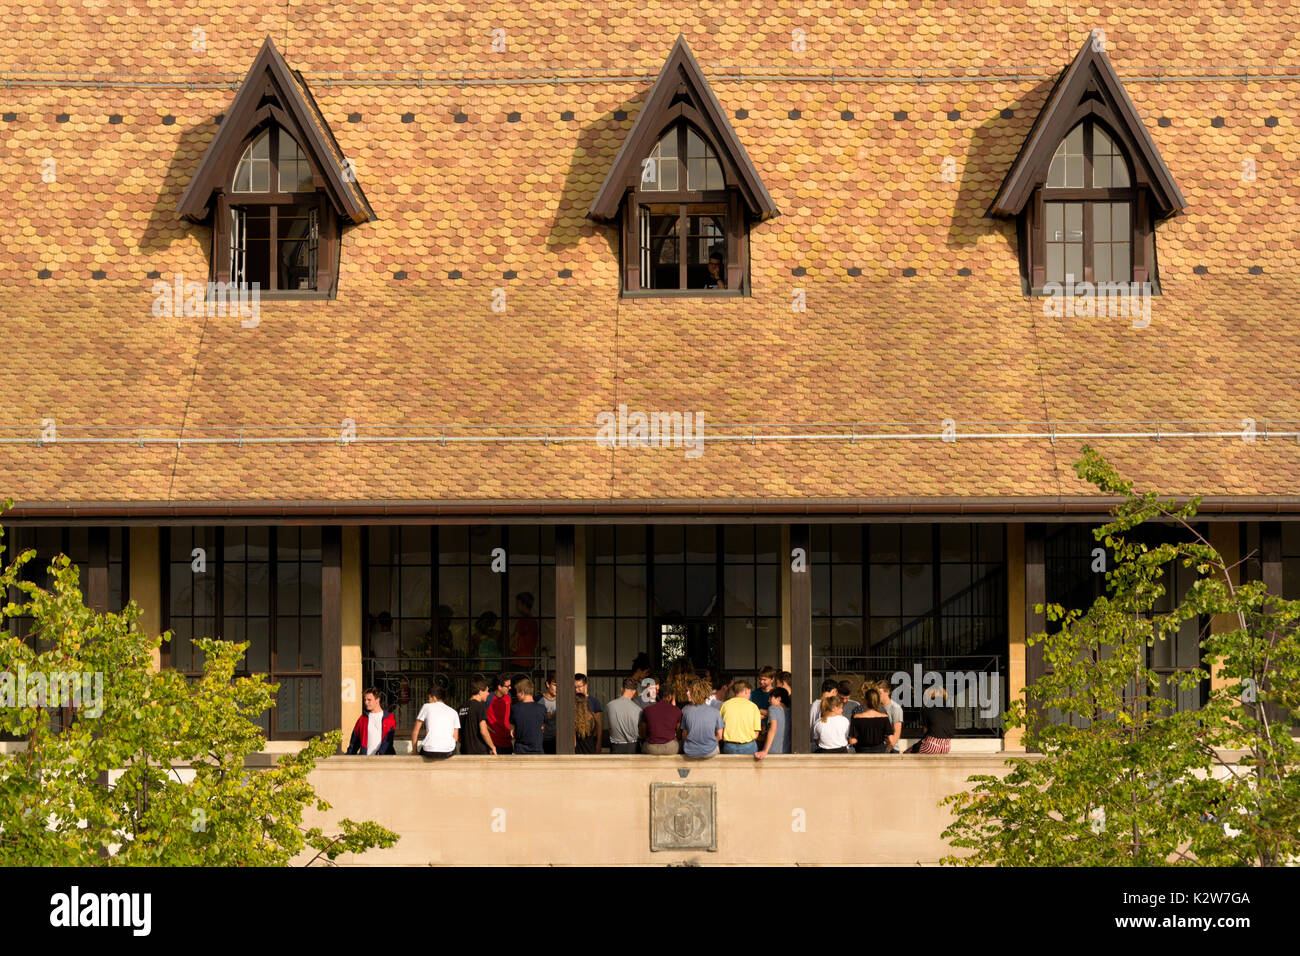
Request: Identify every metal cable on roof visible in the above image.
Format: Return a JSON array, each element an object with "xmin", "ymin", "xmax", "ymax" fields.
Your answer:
[
  {"xmin": 3, "ymin": 64, "xmax": 1299, "ymax": 90},
  {"xmin": 0, "ymin": 419, "xmax": 1293, "ymax": 446}
]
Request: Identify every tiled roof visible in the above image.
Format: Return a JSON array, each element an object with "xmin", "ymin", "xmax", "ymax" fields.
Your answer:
[{"xmin": 1, "ymin": 2, "xmax": 1298, "ymax": 511}]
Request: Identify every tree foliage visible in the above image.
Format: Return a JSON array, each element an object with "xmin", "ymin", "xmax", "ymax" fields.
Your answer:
[
  {"xmin": 0, "ymin": 514, "xmax": 399, "ymax": 865},
  {"xmin": 941, "ymin": 449, "xmax": 1300, "ymax": 866}
]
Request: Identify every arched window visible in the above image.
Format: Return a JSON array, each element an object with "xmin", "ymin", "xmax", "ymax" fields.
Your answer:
[
  {"xmin": 987, "ymin": 34, "xmax": 1185, "ymax": 294},
  {"xmin": 178, "ymin": 38, "xmax": 375, "ymax": 299},
  {"xmin": 642, "ymin": 126, "xmax": 724, "ymax": 192},
  {"xmin": 636, "ymin": 123, "xmax": 731, "ymax": 291},
  {"xmin": 1042, "ymin": 120, "xmax": 1135, "ymax": 284},
  {"xmin": 227, "ymin": 124, "xmax": 320, "ymax": 292},
  {"xmin": 587, "ymin": 38, "xmax": 779, "ymax": 297}
]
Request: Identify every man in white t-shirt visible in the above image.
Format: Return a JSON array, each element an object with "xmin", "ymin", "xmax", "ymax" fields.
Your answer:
[{"xmin": 411, "ymin": 684, "xmax": 460, "ymax": 759}]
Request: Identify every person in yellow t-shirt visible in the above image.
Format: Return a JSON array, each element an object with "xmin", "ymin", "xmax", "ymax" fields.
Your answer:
[{"xmin": 719, "ymin": 680, "xmax": 763, "ymax": 755}]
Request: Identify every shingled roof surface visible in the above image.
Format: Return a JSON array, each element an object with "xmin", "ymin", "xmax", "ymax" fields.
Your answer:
[{"xmin": 1, "ymin": 1, "xmax": 1298, "ymax": 512}]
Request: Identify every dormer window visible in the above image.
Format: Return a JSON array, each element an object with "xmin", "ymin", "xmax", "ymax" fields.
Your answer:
[
  {"xmin": 226, "ymin": 125, "xmax": 321, "ymax": 291},
  {"xmin": 636, "ymin": 124, "xmax": 732, "ymax": 290},
  {"xmin": 588, "ymin": 37, "xmax": 778, "ymax": 297},
  {"xmin": 988, "ymin": 32, "xmax": 1185, "ymax": 294},
  {"xmin": 176, "ymin": 37, "xmax": 374, "ymax": 298},
  {"xmin": 1042, "ymin": 120, "xmax": 1135, "ymax": 284}
]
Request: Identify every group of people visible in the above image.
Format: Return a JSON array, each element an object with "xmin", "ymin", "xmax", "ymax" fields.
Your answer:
[
  {"xmin": 347, "ymin": 657, "xmax": 957, "ymax": 758},
  {"xmin": 368, "ymin": 590, "xmax": 542, "ymax": 674}
]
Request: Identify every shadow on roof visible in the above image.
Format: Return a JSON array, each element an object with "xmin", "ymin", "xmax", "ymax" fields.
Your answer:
[
  {"xmin": 139, "ymin": 116, "xmax": 222, "ymax": 258},
  {"xmin": 544, "ymin": 92, "xmax": 645, "ymax": 260},
  {"xmin": 945, "ymin": 77, "xmax": 1056, "ymax": 270}
]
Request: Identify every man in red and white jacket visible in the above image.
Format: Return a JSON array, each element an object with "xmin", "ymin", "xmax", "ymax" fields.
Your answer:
[{"xmin": 346, "ymin": 687, "xmax": 397, "ymax": 755}]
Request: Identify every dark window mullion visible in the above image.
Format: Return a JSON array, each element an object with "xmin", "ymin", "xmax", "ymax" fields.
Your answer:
[
  {"xmin": 713, "ymin": 525, "xmax": 724, "ymax": 669},
  {"xmin": 269, "ymin": 206, "xmax": 279, "ymax": 292},
  {"xmin": 645, "ymin": 526, "xmax": 656, "ymax": 671},
  {"xmin": 268, "ymin": 526, "xmax": 278, "ymax": 737},
  {"xmin": 431, "ymin": 526, "xmax": 440, "ymax": 667},
  {"xmin": 678, "ymin": 204, "xmax": 687, "ymax": 290}
]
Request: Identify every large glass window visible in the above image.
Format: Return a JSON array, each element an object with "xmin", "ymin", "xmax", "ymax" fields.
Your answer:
[
  {"xmin": 164, "ymin": 526, "xmax": 322, "ymax": 738},
  {"xmin": 585, "ymin": 525, "xmax": 780, "ymax": 706},
  {"xmin": 812, "ymin": 523, "xmax": 1006, "ymax": 735},
  {"xmin": 4, "ymin": 527, "xmax": 129, "ymax": 642},
  {"xmin": 364, "ymin": 526, "xmax": 555, "ymax": 729},
  {"xmin": 1045, "ymin": 523, "xmax": 1207, "ymax": 717}
]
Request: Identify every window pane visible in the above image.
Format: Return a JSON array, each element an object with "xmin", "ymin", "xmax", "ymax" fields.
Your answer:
[
  {"xmin": 233, "ymin": 130, "xmax": 270, "ymax": 193},
  {"xmin": 1093, "ymin": 203, "xmax": 1111, "ymax": 242},
  {"xmin": 640, "ymin": 204, "xmax": 680, "ymax": 290},
  {"xmin": 1111, "ymin": 156, "xmax": 1130, "ymax": 188},
  {"xmin": 1065, "ymin": 243, "xmax": 1083, "ymax": 283},
  {"xmin": 1112, "ymin": 242, "xmax": 1130, "ymax": 281},
  {"xmin": 277, "ymin": 203, "xmax": 317, "ymax": 291},
  {"xmin": 1046, "ymin": 245, "xmax": 1064, "ymax": 283},
  {"xmin": 278, "ymin": 134, "xmax": 313, "ymax": 192},
  {"xmin": 1045, "ymin": 202, "xmax": 1063, "ymax": 239},
  {"xmin": 1064, "ymin": 202, "xmax": 1082, "ymax": 238}
]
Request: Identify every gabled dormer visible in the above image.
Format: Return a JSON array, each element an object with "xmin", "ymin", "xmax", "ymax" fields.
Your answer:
[
  {"xmin": 589, "ymin": 36, "xmax": 778, "ymax": 297},
  {"xmin": 177, "ymin": 37, "xmax": 374, "ymax": 297},
  {"xmin": 989, "ymin": 31, "xmax": 1186, "ymax": 293}
]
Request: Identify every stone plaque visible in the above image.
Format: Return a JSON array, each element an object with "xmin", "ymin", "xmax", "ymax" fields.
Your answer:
[{"xmin": 650, "ymin": 782, "xmax": 716, "ymax": 852}]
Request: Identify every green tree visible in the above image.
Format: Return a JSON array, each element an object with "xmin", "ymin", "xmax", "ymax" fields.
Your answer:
[
  {"xmin": 0, "ymin": 514, "xmax": 399, "ymax": 865},
  {"xmin": 941, "ymin": 448, "xmax": 1300, "ymax": 866}
]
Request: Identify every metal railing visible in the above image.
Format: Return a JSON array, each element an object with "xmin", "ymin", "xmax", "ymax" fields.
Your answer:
[{"xmin": 818, "ymin": 654, "xmax": 1005, "ymax": 737}]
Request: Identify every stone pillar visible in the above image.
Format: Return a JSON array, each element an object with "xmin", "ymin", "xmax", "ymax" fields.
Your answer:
[
  {"xmin": 555, "ymin": 525, "xmax": 576, "ymax": 754},
  {"xmin": 322, "ymin": 527, "xmax": 343, "ymax": 751},
  {"xmin": 129, "ymin": 526, "xmax": 162, "ymax": 670},
  {"xmin": 87, "ymin": 526, "xmax": 110, "ymax": 612},
  {"xmin": 1208, "ymin": 522, "xmax": 1239, "ymax": 692},
  {"xmin": 573, "ymin": 525, "xmax": 587, "ymax": 677},
  {"xmin": 1024, "ymin": 523, "xmax": 1046, "ymax": 751},
  {"xmin": 780, "ymin": 524, "xmax": 792, "ymax": 672},
  {"xmin": 1004, "ymin": 523, "xmax": 1027, "ymax": 751},
  {"xmin": 340, "ymin": 526, "xmax": 363, "ymax": 742},
  {"xmin": 789, "ymin": 523, "xmax": 811, "ymax": 754}
]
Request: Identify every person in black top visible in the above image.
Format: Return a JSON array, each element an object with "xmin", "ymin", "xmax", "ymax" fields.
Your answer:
[
  {"xmin": 848, "ymin": 684, "xmax": 897, "ymax": 754},
  {"xmin": 457, "ymin": 676, "xmax": 494, "ymax": 755},
  {"xmin": 575, "ymin": 693, "xmax": 599, "ymax": 754},
  {"xmin": 908, "ymin": 686, "xmax": 956, "ymax": 754}
]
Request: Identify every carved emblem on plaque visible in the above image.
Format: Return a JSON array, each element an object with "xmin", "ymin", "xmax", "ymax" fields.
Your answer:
[{"xmin": 650, "ymin": 782, "xmax": 716, "ymax": 851}]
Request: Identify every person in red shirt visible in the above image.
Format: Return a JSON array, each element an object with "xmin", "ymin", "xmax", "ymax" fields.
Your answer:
[
  {"xmin": 485, "ymin": 672, "xmax": 514, "ymax": 754},
  {"xmin": 509, "ymin": 592, "xmax": 539, "ymax": 668},
  {"xmin": 639, "ymin": 685, "xmax": 683, "ymax": 755}
]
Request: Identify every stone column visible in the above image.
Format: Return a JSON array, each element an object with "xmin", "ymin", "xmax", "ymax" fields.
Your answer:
[
  {"xmin": 789, "ymin": 523, "xmax": 811, "ymax": 754},
  {"xmin": 1004, "ymin": 523, "xmax": 1027, "ymax": 750},
  {"xmin": 340, "ymin": 526, "xmax": 363, "ymax": 742},
  {"xmin": 322, "ymin": 526, "xmax": 343, "ymax": 751},
  {"xmin": 1024, "ymin": 523, "xmax": 1046, "ymax": 751},
  {"xmin": 555, "ymin": 525, "xmax": 576, "ymax": 754},
  {"xmin": 129, "ymin": 527, "xmax": 162, "ymax": 670}
]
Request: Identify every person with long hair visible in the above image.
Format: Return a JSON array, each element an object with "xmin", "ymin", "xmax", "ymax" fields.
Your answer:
[
  {"xmin": 908, "ymin": 685, "xmax": 955, "ymax": 754},
  {"xmin": 812, "ymin": 694, "xmax": 850, "ymax": 753},
  {"xmin": 575, "ymin": 693, "xmax": 599, "ymax": 754},
  {"xmin": 679, "ymin": 677, "xmax": 724, "ymax": 758},
  {"xmin": 666, "ymin": 658, "xmax": 696, "ymax": 717},
  {"xmin": 848, "ymin": 682, "xmax": 896, "ymax": 754}
]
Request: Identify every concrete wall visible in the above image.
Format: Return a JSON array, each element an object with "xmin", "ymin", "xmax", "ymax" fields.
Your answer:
[{"xmin": 301, "ymin": 754, "xmax": 1024, "ymax": 866}]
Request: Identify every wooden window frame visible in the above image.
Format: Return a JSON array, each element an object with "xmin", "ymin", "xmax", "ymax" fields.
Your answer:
[
  {"xmin": 1028, "ymin": 118, "xmax": 1152, "ymax": 292},
  {"xmin": 211, "ymin": 120, "xmax": 338, "ymax": 297},
  {"xmin": 621, "ymin": 122, "xmax": 749, "ymax": 298}
]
